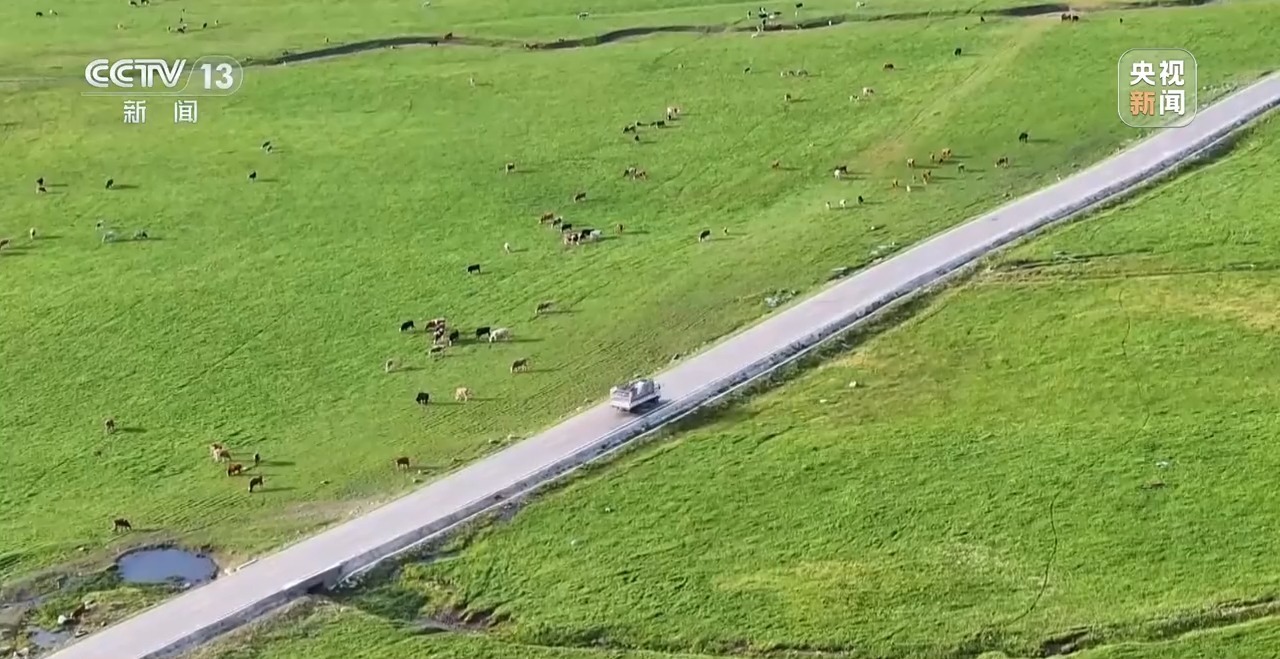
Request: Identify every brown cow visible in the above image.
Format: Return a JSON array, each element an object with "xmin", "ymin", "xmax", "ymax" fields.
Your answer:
[
  {"xmin": 226, "ymin": 463, "xmax": 244, "ymax": 476},
  {"xmin": 248, "ymin": 475, "xmax": 264, "ymax": 492},
  {"xmin": 395, "ymin": 456, "xmax": 411, "ymax": 469},
  {"xmin": 534, "ymin": 301, "xmax": 554, "ymax": 316},
  {"xmin": 539, "ymin": 211, "xmax": 556, "ymax": 224},
  {"xmin": 215, "ymin": 448, "xmax": 232, "ymax": 462},
  {"xmin": 510, "ymin": 358, "xmax": 529, "ymax": 373}
]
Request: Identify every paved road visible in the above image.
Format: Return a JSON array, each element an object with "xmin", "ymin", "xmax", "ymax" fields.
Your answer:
[{"xmin": 48, "ymin": 73, "xmax": 1280, "ymax": 659}]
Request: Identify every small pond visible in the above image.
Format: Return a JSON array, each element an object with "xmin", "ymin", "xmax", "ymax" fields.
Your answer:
[{"xmin": 115, "ymin": 548, "xmax": 218, "ymax": 586}]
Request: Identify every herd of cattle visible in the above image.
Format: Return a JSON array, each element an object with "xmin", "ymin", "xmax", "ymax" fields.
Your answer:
[{"xmin": 49, "ymin": 11, "xmax": 1065, "ymax": 535}]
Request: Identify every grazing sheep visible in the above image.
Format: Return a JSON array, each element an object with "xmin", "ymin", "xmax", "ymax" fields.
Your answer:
[
  {"xmin": 454, "ymin": 387, "xmax": 473, "ymax": 402},
  {"xmin": 104, "ymin": 418, "xmax": 116, "ymax": 434},
  {"xmin": 248, "ymin": 476, "xmax": 264, "ymax": 492},
  {"xmin": 489, "ymin": 327, "xmax": 512, "ymax": 342},
  {"xmin": 510, "ymin": 358, "xmax": 529, "ymax": 373},
  {"xmin": 698, "ymin": 229, "xmax": 712, "ymax": 242},
  {"xmin": 112, "ymin": 518, "xmax": 132, "ymax": 532},
  {"xmin": 395, "ymin": 456, "xmax": 411, "ymax": 469}
]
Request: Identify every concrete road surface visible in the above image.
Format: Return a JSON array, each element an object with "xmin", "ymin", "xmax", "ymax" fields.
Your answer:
[{"xmin": 46, "ymin": 72, "xmax": 1280, "ymax": 659}]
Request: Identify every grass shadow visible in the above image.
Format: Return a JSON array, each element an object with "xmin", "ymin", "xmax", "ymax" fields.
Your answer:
[
  {"xmin": 255, "ymin": 486, "xmax": 295, "ymax": 493},
  {"xmin": 117, "ymin": 427, "xmax": 146, "ymax": 434},
  {"xmin": 109, "ymin": 184, "xmax": 139, "ymax": 190},
  {"xmin": 258, "ymin": 460, "xmax": 294, "ymax": 467},
  {"xmin": 1026, "ymin": 137, "xmax": 1055, "ymax": 144},
  {"xmin": 254, "ymin": 177, "xmax": 280, "ymax": 183},
  {"xmin": 520, "ymin": 367, "xmax": 560, "ymax": 374}
]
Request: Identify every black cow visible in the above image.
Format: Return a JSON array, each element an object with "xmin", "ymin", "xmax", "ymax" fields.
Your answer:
[
  {"xmin": 400, "ymin": 320, "xmax": 415, "ymax": 332},
  {"xmin": 573, "ymin": 191, "xmax": 587, "ymax": 202},
  {"xmin": 415, "ymin": 391, "xmax": 431, "ymax": 405},
  {"xmin": 447, "ymin": 329, "xmax": 460, "ymax": 344},
  {"xmin": 560, "ymin": 223, "xmax": 573, "ymax": 233},
  {"xmin": 105, "ymin": 178, "xmax": 115, "ymax": 190},
  {"xmin": 475, "ymin": 326, "xmax": 491, "ymax": 339},
  {"xmin": 954, "ymin": 47, "xmax": 962, "ymax": 56},
  {"xmin": 112, "ymin": 518, "xmax": 132, "ymax": 532},
  {"xmin": 248, "ymin": 476, "xmax": 264, "ymax": 492},
  {"xmin": 698, "ymin": 229, "xmax": 712, "ymax": 242},
  {"xmin": 248, "ymin": 170, "xmax": 258, "ymax": 182},
  {"xmin": 1018, "ymin": 131, "xmax": 1030, "ymax": 143},
  {"xmin": 857, "ymin": 195, "xmax": 865, "ymax": 204},
  {"xmin": 466, "ymin": 263, "xmax": 481, "ymax": 274}
]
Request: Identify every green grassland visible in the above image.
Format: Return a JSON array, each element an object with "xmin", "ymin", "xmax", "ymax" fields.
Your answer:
[
  {"xmin": 212, "ymin": 114, "xmax": 1280, "ymax": 658},
  {"xmin": 0, "ymin": 0, "xmax": 1274, "ymax": 630}
]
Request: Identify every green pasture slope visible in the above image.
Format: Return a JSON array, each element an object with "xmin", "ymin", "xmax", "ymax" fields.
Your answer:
[
  {"xmin": 0, "ymin": 0, "xmax": 1274, "ymax": 627},
  {"xmin": 217, "ymin": 114, "xmax": 1280, "ymax": 659}
]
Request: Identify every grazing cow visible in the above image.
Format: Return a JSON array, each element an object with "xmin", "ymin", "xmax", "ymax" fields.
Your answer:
[
  {"xmin": 857, "ymin": 195, "xmax": 865, "ymax": 204},
  {"xmin": 666, "ymin": 105, "xmax": 681, "ymax": 119},
  {"xmin": 248, "ymin": 476, "xmax": 264, "ymax": 492},
  {"xmin": 930, "ymin": 153, "xmax": 936, "ymax": 163},
  {"xmin": 112, "ymin": 518, "xmax": 132, "ymax": 532},
  {"xmin": 996, "ymin": 156, "xmax": 1010, "ymax": 168},
  {"xmin": 425, "ymin": 317, "xmax": 446, "ymax": 331},
  {"xmin": 563, "ymin": 233, "xmax": 580, "ymax": 246},
  {"xmin": 248, "ymin": 170, "xmax": 258, "ymax": 182},
  {"xmin": 573, "ymin": 191, "xmax": 587, "ymax": 203},
  {"xmin": 882, "ymin": 63, "xmax": 894, "ymax": 71},
  {"xmin": 510, "ymin": 358, "xmax": 529, "ymax": 373},
  {"xmin": 216, "ymin": 448, "xmax": 232, "ymax": 462},
  {"xmin": 36, "ymin": 183, "xmax": 47, "ymax": 194},
  {"xmin": 617, "ymin": 223, "xmax": 624, "ymax": 234},
  {"xmin": 698, "ymin": 229, "xmax": 712, "ymax": 242},
  {"xmin": 539, "ymin": 211, "xmax": 556, "ymax": 223},
  {"xmin": 783, "ymin": 93, "xmax": 792, "ymax": 103},
  {"xmin": 475, "ymin": 326, "xmax": 491, "ymax": 340},
  {"xmin": 429, "ymin": 344, "xmax": 446, "ymax": 357},
  {"xmin": 384, "ymin": 359, "xmax": 397, "ymax": 373},
  {"xmin": 892, "ymin": 179, "xmax": 900, "ymax": 189},
  {"xmin": 922, "ymin": 170, "xmax": 932, "ymax": 184},
  {"xmin": 954, "ymin": 47, "xmax": 962, "ymax": 56},
  {"xmin": 504, "ymin": 162, "xmax": 516, "ymax": 173},
  {"xmin": 861, "ymin": 87, "xmax": 875, "ymax": 96},
  {"xmin": 655, "ymin": 120, "xmax": 666, "ymax": 128},
  {"xmin": 906, "ymin": 158, "xmax": 916, "ymax": 169},
  {"xmin": 104, "ymin": 418, "xmax": 116, "ymax": 434},
  {"xmin": 1071, "ymin": 14, "xmax": 1079, "ymax": 21},
  {"xmin": 36, "ymin": 177, "xmax": 44, "ymax": 187},
  {"xmin": 551, "ymin": 217, "xmax": 564, "ymax": 228},
  {"xmin": 102, "ymin": 231, "xmax": 118, "ymax": 244},
  {"xmin": 400, "ymin": 320, "xmax": 415, "ymax": 332},
  {"xmin": 36, "ymin": 11, "xmax": 44, "ymax": 17},
  {"xmin": 415, "ymin": 391, "xmax": 431, "ymax": 405},
  {"xmin": 633, "ymin": 134, "xmax": 641, "ymax": 142},
  {"xmin": 489, "ymin": 327, "xmax": 512, "ymax": 342},
  {"xmin": 455, "ymin": 387, "xmax": 473, "ymax": 402},
  {"xmin": 0, "ymin": 239, "xmax": 9, "ymax": 250},
  {"xmin": 395, "ymin": 456, "xmax": 411, "ymax": 469},
  {"xmin": 771, "ymin": 160, "xmax": 781, "ymax": 170},
  {"xmin": 209, "ymin": 443, "xmax": 224, "ymax": 461},
  {"xmin": 446, "ymin": 329, "xmax": 460, "ymax": 344},
  {"xmin": 133, "ymin": 230, "xmax": 148, "ymax": 240},
  {"xmin": 105, "ymin": 178, "xmax": 115, "ymax": 190},
  {"xmin": 535, "ymin": 301, "xmax": 554, "ymax": 316},
  {"xmin": 622, "ymin": 124, "xmax": 636, "ymax": 134},
  {"xmin": 253, "ymin": 452, "xmax": 261, "ymax": 467},
  {"xmin": 1018, "ymin": 131, "xmax": 1030, "ymax": 143},
  {"xmin": 941, "ymin": 147, "xmax": 953, "ymax": 160},
  {"xmin": 226, "ymin": 463, "xmax": 244, "ymax": 476},
  {"xmin": 560, "ymin": 223, "xmax": 574, "ymax": 233},
  {"xmin": 466, "ymin": 263, "xmax": 481, "ymax": 274},
  {"xmin": 958, "ymin": 163, "xmax": 966, "ymax": 173}
]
